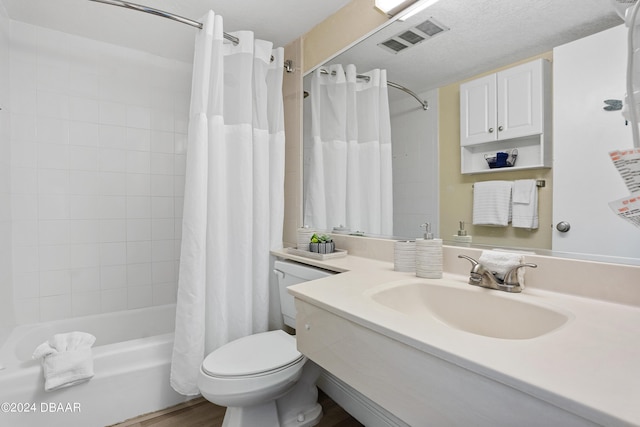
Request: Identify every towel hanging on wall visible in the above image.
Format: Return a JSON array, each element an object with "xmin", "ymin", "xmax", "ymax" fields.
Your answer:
[
  {"xmin": 512, "ymin": 179, "xmax": 539, "ymax": 229},
  {"xmin": 472, "ymin": 180, "xmax": 513, "ymax": 226}
]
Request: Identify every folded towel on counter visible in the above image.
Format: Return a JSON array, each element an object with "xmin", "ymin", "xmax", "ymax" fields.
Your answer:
[
  {"xmin": 479, "ymin": 250, "xmax": 524, "ymax": 284},
  {"xmin": 512, "ymin": 179, "xmax": 539, "ymax": 229},
  {"xmin": 32, "ymin": 331, "xmax": 96, "ymax": 391},
  {"xmin": 472, "ymin": 180, "xmax": 513, "ymax": 226}
]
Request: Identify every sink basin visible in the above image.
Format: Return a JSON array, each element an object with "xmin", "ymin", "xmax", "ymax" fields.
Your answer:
[{"xmin": 369, "ymin": 280, "xmax": 570, "ymax": 339}]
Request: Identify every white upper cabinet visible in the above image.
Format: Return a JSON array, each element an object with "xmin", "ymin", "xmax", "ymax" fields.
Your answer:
[
  {"xmin": 496, "ymin": 60, "xmax": 544, "ymax": 141},
  {"xmin": 460, "ymin": 74, "xmax": 497, "ymax": 145},
  {"xmin": 459, "ymin": 58, "xmax": 552, "ymax": 174}
]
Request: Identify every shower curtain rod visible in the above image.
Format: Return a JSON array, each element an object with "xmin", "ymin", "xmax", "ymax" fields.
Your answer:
[
  {"xmin": 88, "ymin": 0, "xmax": 240, "ymax": 45},
  {"xmin": 319, "ymin": 68, "xmax": 428, "ymax": 111}
]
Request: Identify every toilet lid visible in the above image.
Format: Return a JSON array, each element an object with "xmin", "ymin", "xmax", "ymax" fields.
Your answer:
[{"xmin": 202, "ymin": 330, "xmax": 304, "ymax": 377}]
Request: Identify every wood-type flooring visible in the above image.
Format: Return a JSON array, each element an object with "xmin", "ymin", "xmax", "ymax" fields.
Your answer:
[{"xmin": 112, "ymin": 390, "xmax": 364, "ymax": 427}]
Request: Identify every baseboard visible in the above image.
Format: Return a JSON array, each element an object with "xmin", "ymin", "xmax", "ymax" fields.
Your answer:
[{"xmin": 317, "ymin": 371, "xmax": 410, "ymax": 427}]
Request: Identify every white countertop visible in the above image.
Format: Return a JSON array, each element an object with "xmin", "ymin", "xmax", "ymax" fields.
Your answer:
[{"xmin": 273, "ymin": 249, "xmax": 640, "ymax": 427}]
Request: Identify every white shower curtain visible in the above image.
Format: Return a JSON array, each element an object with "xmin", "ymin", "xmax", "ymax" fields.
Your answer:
[
  {"xmin": 304, "ymin": 64, "xmax": 392, "ymax": 235},
  {"xmin": 170, "ymin": 11, "xmax": 285, "ymax": 396}
]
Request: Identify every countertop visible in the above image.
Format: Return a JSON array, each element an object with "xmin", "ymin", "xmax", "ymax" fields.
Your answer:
[{"xmin": 272, "ymin": 248, "xmax": 640, "ymax": 427}]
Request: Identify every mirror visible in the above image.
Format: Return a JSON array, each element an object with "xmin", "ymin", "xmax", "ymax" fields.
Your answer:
[{"xmin": 303, "ymin": 0, "xmax": 640, "ymax": 265}]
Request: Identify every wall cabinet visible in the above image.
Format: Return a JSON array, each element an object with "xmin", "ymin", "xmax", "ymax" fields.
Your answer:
[{"xmin": 459, "ymin": 58, "xmax": 552, "ymax": 174}]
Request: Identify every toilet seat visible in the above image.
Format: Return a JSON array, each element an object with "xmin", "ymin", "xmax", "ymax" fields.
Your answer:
[{"xmin": 202, "ymin": 330, "xmax": 303, "ymax": 378}]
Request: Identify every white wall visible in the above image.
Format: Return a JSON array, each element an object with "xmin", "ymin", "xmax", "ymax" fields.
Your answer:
[
  {"xmin": 391, "ymin": 89, "xmax": 439, "ymax": 239},
  {"xmin": 8, "ymin": 20, "xmax": 191, "ymax": 324},
  {"xmin": 0, "ymin": 0, "xmax": 15, "ymax": 338}
]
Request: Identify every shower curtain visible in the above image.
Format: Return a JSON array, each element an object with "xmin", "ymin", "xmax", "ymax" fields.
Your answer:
[
  {"xmin": 304, "ymin": 64, "xmax": 393, "ymax": 235},
  {"xmin": 170, "ymin": 11, "xmax": 285, "ymax": 396}
]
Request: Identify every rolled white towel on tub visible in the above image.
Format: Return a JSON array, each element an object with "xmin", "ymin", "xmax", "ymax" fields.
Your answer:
[
  {"xmin": 32, "ymin": 331, "xmax": 96, "ymax": 391},
  {"xmin": 39, "ymin": 349, "xmax": 94, "ymax": 391}
]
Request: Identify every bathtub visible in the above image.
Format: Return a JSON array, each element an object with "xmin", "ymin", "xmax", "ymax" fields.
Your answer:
[{"xmin": 0, "ymin": 304, "xmax": 190, "ymax": 427}]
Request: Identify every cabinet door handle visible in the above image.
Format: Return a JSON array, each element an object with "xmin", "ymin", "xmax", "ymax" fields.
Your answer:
[
  {"xmin": 488, "ymin": 128, "xmax": 494, "ymax": 133},
  {"xmin": 498, "ymin": 125, "xmax": 504, "ymax": 131}
]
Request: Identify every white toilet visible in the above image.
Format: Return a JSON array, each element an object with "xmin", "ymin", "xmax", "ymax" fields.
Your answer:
[{"xmin": 198, "ymin": 260, "xmax": 334, "ymax": 427}]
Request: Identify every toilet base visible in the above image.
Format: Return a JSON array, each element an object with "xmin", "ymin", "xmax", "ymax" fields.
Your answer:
[
  {"xmin": 221, "ymin": 400, "xmax": 322, "ymax": 427},
  {"xmin": 220, "ymin": 361, "xmax": 323, "ymax": 427},
  {"xmin": 222, "ymin": 401, "xmax": 278, "ymax": 427},
  {"xmin": 280, "ymin": 402, "xmax": 322, "ymax": 427}
]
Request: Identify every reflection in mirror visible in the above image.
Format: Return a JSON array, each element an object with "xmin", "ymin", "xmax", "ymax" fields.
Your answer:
[
  {"xmin": 303, "ymin": 65, "xmax": 438, "ymax": 239},
  {"xmin": 303, "ymin": 0, "xmax": 640, "ymax": 265},
  {"xmin": 303, "ymin": 65, "xmax": 394, "ymax": 236}
]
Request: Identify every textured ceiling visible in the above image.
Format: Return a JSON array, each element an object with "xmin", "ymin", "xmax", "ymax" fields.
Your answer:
[
  {"xmin": 2, "ymin": 0, "xmax": 353, "ymax": 62},
  {"xmin": 2, "ymin": 0, "xmax": 626, "ymax": 95},
  {"xmin": 326, "ymin": 0, "xmax": 624, "ymax": 100}
]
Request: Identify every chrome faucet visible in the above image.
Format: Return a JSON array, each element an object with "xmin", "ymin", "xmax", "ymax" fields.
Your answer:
[{"xmin": 457, "ymin": 255, "xmax": 537, "ymax": 293}]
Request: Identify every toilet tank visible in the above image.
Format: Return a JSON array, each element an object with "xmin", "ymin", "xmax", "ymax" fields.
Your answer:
[{"xmin": 274, "ymin": 260, "xmax": 334, "ymax": 328}]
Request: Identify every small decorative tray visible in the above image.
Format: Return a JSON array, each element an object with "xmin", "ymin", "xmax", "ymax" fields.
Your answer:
[{"xmin": 286, "ymin": 247, "xmax": 348, "ymax": 260}]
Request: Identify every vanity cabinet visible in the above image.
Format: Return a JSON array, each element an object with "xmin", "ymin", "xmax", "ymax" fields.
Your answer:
[
  {"xmin": 459, "ymin": 58, "xmax": 552, "ymax": 174},
  {"xmin": 295, "ymin": 298, "xmax": 598, "ymax": 427}
]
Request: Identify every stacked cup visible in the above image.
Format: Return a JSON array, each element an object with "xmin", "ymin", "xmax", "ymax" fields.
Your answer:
[
  {"xmin": 415, "ymin": 238, "xmax": 443, "ymax": 279},
  {"xmin": 296, "ymin": 227, "xmax": 315, "ymax": 251},
  {"xmin": 394, "ymin": 240, "xmax": 416, "ymax": 272}
]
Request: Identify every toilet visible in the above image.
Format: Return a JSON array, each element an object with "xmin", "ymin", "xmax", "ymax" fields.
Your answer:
[{"xmin": 197, "ymin": 260, "xmax": 334, "ymax": 427}]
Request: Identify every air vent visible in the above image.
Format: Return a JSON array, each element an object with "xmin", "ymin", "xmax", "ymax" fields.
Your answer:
[
  {"xmin": 381, "ymin": 39, "xmax": 409, "ymax": 53},
  {"xmin": 378, "ymin": 17, "xmax": 449, "ymax": 54},
  {"xmin": 415, "ymin": 19, "xmax": 446, "ymax": 37},
  {"xmin": 398, "ymin": 30, "xmax": 425, "ymax": 45}
]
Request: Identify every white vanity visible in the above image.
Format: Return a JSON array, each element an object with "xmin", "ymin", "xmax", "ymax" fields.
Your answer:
[{"xmin": 273, "ymin": 244, "xmax": 640, "ymax": 427}]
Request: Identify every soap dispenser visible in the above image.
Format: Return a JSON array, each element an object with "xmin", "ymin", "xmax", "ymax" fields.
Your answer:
[
  {"xmin": 415, "ymin": 222, "xmax": 443, "ymax": 279},
  {"xmin": 452, "ymin": 220, "xmax": 473, "ymax": 245}
]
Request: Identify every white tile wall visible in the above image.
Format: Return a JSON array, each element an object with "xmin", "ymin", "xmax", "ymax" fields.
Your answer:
[
  {"xmin": 0, "ymin": 1, "xmax": 14, "ymax": 330},
  {"xmin": 8, "ymin": 21, "xmax": 191, "ymax": 323},
  {"xmin": 390, "ymin": 90, "xmax": 439, "ymax": 239}
]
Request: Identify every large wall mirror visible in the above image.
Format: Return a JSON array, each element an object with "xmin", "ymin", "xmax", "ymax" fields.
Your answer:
[{"xmin": 303, "ymin": 0, "xmax": 640, "ymax": 265}]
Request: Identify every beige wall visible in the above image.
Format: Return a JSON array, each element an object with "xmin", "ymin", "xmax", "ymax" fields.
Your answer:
[
  {"xmin": 302, "ymin": 0, "xmax": 387, "ymax": 74},
  {"xmin": 283, "ymin": 37, "xmax": 304, "ymax": 248},
  {"xmin": 439, "ymin": 52, "xmax": 554, "ymax": 250},
  {"xmin": 282, "ymin": 0, "xmax": 388, "ymax": 247}
]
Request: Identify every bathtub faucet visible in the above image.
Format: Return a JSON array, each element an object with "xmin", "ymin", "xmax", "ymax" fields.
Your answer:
[{"xmin": 457, "ymin": 255, "xmax": 537, "ymax": 293}]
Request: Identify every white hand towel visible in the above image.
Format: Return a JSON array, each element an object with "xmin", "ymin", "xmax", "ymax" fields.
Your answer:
[
  {"xmin": 512, "ymin": 179, "xmax": 538, "ymax": 229},
  {"xmin": 32, "ymin": 331, "xmax": 96, "ymax": 392},
  {"xmin": 472, "ymin": 180, "xmax": 513, "ymax": 226},
  {"xmin": 478, "ymin": 250, "xmax": 524, "ymax": 282}
]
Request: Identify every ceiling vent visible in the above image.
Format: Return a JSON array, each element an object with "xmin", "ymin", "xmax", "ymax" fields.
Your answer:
[{"xmin": 378, "ymin": 17, "xmax": 449, "ymax": 54}]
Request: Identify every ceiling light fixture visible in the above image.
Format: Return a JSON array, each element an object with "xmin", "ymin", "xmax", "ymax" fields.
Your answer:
[{"xmin": 375, "ymin": 0, "xmax": 441, "ymax": 19}]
